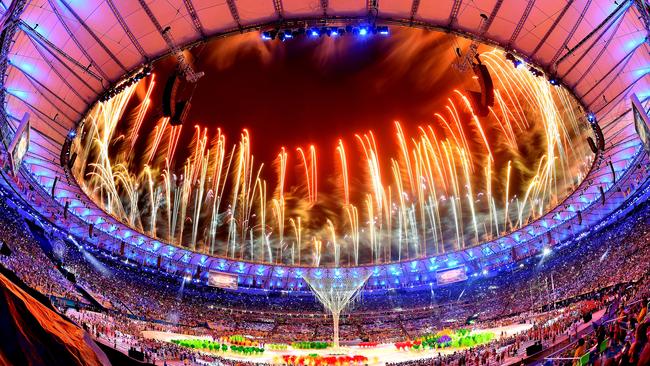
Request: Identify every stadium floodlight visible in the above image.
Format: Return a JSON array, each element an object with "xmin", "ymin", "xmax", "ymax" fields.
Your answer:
[
  {"xmin": 302, "ymin": 271, "xmax": 371, "ymax": 348},
  {"xmin": 542, "ymin": 247, "xmax": 552, "ymax": 256}
]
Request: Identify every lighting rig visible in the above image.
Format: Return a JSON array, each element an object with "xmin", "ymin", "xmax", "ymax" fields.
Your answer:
[
  {"xmin": 505, "ymin": 52, "xmax": 561, "ymax": 86},
  {"xmin": 98, "ymin": 65, "xmax": 152, "ymax": 103},
  {"xmin": 261, "ymin": 24, "xmax": 389, "ymax": 41}
]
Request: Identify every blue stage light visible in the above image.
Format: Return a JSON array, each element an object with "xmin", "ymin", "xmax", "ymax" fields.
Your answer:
[
  {"xmin": 310, "ymin": 29, "xmax": 320, "ymax": 37},
  {"xmin": 359, "ymin": 27, "xmax": 368, "ymax": 36},
  {"xmin": 331, "ymin": 30, "xmax": 339, "ymax": 37},
  {"xmin": 587, "ymin": 112, "xmax": 596, "ymax": 123},
  {"xmin": 261, "ymin": 31, "xmax": 272, "ymax": 40},
  {"xmin": 377, "ymin": 26, "xmax": 389, "ymax": 35}
]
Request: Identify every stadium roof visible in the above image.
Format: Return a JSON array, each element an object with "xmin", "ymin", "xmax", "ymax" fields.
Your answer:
[{"xmin": 1, "ymin": 0, "xmax": 650, "ymax": 290}]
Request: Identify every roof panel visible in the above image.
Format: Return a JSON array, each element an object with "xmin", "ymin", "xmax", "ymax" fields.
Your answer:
[
  {"xmin": 484, "ymin": 0, "xmax": 528, "ymax": 45},
  {"xmin": 376, "ymin": 0, "xmax": 411, "ymax": 19},
  {"xmin": 416, "ymin": 0, "xmax": 453, "ymax": 26},
  {"xmin": 328, "ymin": 0, "xmax": 366, "ymax": 16},
  {"xmin": 512, "ymin": 1, "xmax": 568, "ymax": 58},
  {"xmin": 119, "ymin": 4, "xmax": 168, "ymax": 56},
  {"xmin": 236, "ymin": 0, "xmax": 277, "ymax": 24},
  {"xmin": 193, "ymin": 0, "xmax": 237, "ymax": 33},
  {"xmin": 455, "ymin": 0, "xmax": 498, "ymax": 34},
  {"xmin": 281, "ymin": 0, "xmax": 323, "ymax": 16}
]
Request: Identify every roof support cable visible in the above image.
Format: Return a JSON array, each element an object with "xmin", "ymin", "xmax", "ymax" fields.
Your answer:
[
  {"xmin": 581, "ymin": 45, "xmax": 639, "ymax": 100},
  {"xmin": 555, "ymin": 0, "xmax": 631, "ymax": 67},
  {"xmin": 19, "ymin": 21, "xmax": 104, "ymax": 83},
  {"xmin": 25, "ymin": 33, "xmax": 96, "ymax": 99},
  {"xmin": 4, "ymin": 93, "xmax": 68, "ymax": 139},
  {"xmin": 530, "ymin": 0, "xmax": 575, "ymax": 58},
  {"xmin": 549, "ymin": 0, "xmax": 591, "ymax": 69},
  {"xmin": 508, "ymin": 0, "xmax": 535, "ymax": 48},
  {"xmin": 106, "ymin": 0, "xmax": 148, "ymax": 59},
  {"xmin": 56, "ymin": 0, "xmax": 128, "ymax": 72},
  {"xmin": 568, "ymin": 10, "xmax": 626, "ymax": 89},
  {"xmin": 10, "ymin": 63, "xmax": 82, "ymax": 118},
  {"xmin": 137, "ymin": 0, "xmax": 204, "ymax": 83},
  {"xmin": 592, "ymin": 73, "xmax": 647, "ymax": 115}
]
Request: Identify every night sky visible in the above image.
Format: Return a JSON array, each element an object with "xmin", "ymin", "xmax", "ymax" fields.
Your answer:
[{"xmin": 122, "ymin": 28, "xmax": 474, "ymax": 181}]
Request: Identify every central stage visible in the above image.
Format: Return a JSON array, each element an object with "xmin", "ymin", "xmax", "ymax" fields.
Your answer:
[{"xmin": 142, "ymin": 323, "xmax": 534, "ymax": 365}]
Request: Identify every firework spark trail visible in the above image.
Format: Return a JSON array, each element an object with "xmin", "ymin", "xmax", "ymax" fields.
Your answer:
[
  {"xmin": 453, "ymin": 90, "xmax": 494, "ymax": 163},
  {"xmin": 289, "ymin": 217, "xmax": 301, "ymax": 265},
  {"xmin": 129, "ymin": 75, "xmax": 155, "ymax": 156},
  {"xmin": 208, "ymin": 130, "xmax": 232, "ymax": 254},
  {"xmin": 395, "ymin": 122, "xmax": 416, "ymax": 195},
  {"xmin": 191, "ymin": 147, "xmax": 209, "ymax": 250},
  {"xmin": 344, "ymin": 205, "xmax": 359, "ymax": 265},
  {"xmin": 459, "ymin": 147, "xmax": 479, "ymax": 244},
  {"xmin": 416, "ymin": 133, "xmax": 443, "ymax": 252},
  {"xmin": 356, "ymin": 133, "xmax": 385, "ymax": 213},
  {"xmin": 445, "ymin": 101, "xmax": 474, "ymax": 167},
  {"xmin": 297, "ymin": 145, "xmax": 317, "ymax": 205},
  {"xmin": 326, "ymin": 219, "xmax": 340, "ymax": 267},
  {"xmin": 273, "ymin": 147, "xmax": 288, "ymax": 249},
  {"xmin": 313, "ymin": 237, "xmax": 322, "ymax": 266},
  {"xmin": 365, "ymin": 194, "xmax": 377, "ymax": 262},
  {"xmin": 504, "ymin": 160, "xmax": 512, "ymax": 232},
  {"xmin": 162, "ymin": 162, "xmax": 172, "ymax": 241},
  {"xmin": 144, "ymin": 165, "xmax": 157, "ymax": 236},
  {"xmin": 336, "ymin": 140, "xmax": 350, "ymax": 205},
  {"xmin": 166, "ymin": 125, "xmax": 183, "ymax": 166},
  {"xmin": 72, "ymin": 48, "xmax": 592, "ymax": 266},
  {"xmin": 257, "ymin": 178, "xmax": 270, "ymax": 262},
  {"xmin": 147, "ymin": 117, "xmax": 169, "ymax": 165}
]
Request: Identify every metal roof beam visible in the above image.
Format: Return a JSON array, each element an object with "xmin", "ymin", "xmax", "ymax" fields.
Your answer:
[
  {"xmin": 549, "ymin": 0, "xmax": 591, "ymax": 68},
  {"xmin": 137, "ymin": 0, "xmax": 203, "ymax": 82},
  {"xmin": 568, "ymin": 9, "xmax": 626, "ymax": 88},
  {"xmin": 10, "ymin": 63, "xmax": 82, "ymax": 117},
  {"xmin": 448, "ymin": 0, "xmax": 462, "ymax": 26},
  {"xmin": 581, "ymin": 44, "xmax": 638, "ymax": 100},
  {"xmin": 106, "ymin": 0, "xmax": 148, "ymax": 59},
  {"xmin": 226, "ymin": 0, "xmax": 242, "ymax": 29},
  {"xmin": 409, "ymin": 0, "xmax": 420, "ymax": 24},
  {"xmin": 57, "ymin": 0, "xmax": 128, "ymax": 72},
  {"xmin": 530, "ymin": 0, "xmax": 575, "ymax": 58},
  {"xmin": 508, "ymin": 0, "xmax": 535, "ymax": 47},
  {"xmin": 555, "ymin": 0, "xmax": 631, "ymax": 67},
  {"xmin": 481, "ymin": 0, "xmax": 504, "ymax": 34},
  {"xmin": 593, "ymin": 74, "xmax": 647, "ymax": 115},
  {"xmin": 20, "ymin": 22, "xmax": 104, "ymax": 83},
  {"xmin": 27, "ymin": 35, "xmax": 91, "ymax": 103},
  {"xmin": 273, "ymin": 0, "xmax": 284, "ymax": 20},
  {"xmin": 183, "ymin": 0, "xmax": 206, "ymax": 38}
]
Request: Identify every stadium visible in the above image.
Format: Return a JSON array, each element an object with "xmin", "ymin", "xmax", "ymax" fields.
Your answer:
[{"xmin": 0, "ymin": 0, "xmax": 649, "ymax": 365}]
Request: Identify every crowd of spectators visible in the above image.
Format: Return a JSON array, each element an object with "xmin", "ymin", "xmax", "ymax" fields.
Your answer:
[
  {"xmin": 0, "ymin": 196, "xmax": 83, "ymax": 301},
  {"xmin": 1, "ymin": 180, "xmax": 650, "ymax": 364}
]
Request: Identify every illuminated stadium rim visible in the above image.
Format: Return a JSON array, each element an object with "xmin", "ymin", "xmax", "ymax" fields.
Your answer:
[
  {"xmin": 5, "ymin": 14, "xmax": 648, "ymax": 291},
  {"xmin": 65, "ymin": 17, "xmax": 597, "ymax": 257}
]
